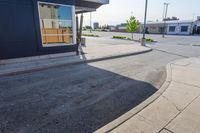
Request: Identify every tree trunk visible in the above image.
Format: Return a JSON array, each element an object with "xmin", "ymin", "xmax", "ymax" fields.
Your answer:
[{"xmin": 131, "ymin": 33, "xmax": 134, "ymax": 40}]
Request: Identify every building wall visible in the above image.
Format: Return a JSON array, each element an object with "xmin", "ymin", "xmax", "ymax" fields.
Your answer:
[
  {"xmin": 109, "ymin": 26, "xmax": 116, "ymax": 31},
  {"xmin": 140, "ymin": 23, "xmax": 164, "ymax": 34},
  {"xmin": 0, "ymin": 0, "xmax": 77, "ymax": 60},
  {"xmin": 194, "ymin": 20, "xmax": 200, "ymax": 34},
  {"xmin": 93, "ymin": 22, "xmax": 99, "ymax": 29},
  {"xmin": 167, "ymin": 23, "xmax": 193, "ymax": 35},
  {"xmin": 147, "ymin": 24, "xmax": 164, "ymax": 34},
  {"xmin": 140, "ymin": 22, "xmax": 194, "ymax": 35}
]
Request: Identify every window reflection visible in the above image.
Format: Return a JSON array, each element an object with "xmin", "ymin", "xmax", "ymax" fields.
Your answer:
[{"xmin": 39, "ymin": 3, "xmax": 73, "ymax": 46}]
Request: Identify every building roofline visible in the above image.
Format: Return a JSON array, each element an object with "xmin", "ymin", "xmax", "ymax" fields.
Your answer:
[
  {"xmin": 75, "ymin": 0, "xmax": 109, "ymax": 13},
  {"xmin": 141, "ymin": 20, "xmax": 194, "ymax": 25}
]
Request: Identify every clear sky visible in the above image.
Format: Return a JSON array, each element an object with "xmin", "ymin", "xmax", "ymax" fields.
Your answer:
[{"xmin": 83, "ymin": 0, "xmax": 200, "ymax": 26}]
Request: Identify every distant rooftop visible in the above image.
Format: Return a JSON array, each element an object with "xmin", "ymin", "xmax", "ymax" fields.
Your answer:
[
  {"xmin": 75, "ymin": 0, "xmax": 109, "ymax": 13},
  {"xmin": 141, "ymin": 20, "xmax": 194, "ymax": 25}
]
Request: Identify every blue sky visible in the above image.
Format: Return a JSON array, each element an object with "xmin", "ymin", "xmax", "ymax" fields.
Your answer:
[{"xmin": 83, "ymin": 0, "xmax": 200, "ymax": 26}]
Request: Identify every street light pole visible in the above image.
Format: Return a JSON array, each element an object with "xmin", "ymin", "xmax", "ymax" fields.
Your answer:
[
  {"xmin": 141, "ymin": 0, "xmax": 148, "ymax": 46},
  {"xmin": 90, "ymin": 12, "xmax": 92, "ymax": 33},
  {"xmin": 162, "ymin": 3, "xmax": 169, "ymax": 38}
]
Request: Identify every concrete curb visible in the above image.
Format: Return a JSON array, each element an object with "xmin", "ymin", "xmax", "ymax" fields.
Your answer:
[
  {"xmin": 0, "ymin": 48, "xmax": 152, "ymax": 77},
  {"xmin": 94, "ymin": 61, "xmax": 173, "ymax": 133},
  {"xmin": 83, "ymin": 48, "xmax": 152, "ymax": 63}
]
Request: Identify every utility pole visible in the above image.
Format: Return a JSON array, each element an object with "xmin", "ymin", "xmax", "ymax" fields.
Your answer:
[
  {"xmin": 141, "ymin": 0, "xmax": 148, "ymax": 46},
  {"xmin": 162, "ymin": 3, "xmax": 169, "ymax": 38},
  {"xmin": 90, "ymin": 12, "xmax": 92, "ymax": 33},
  {"xmin": 162, "ymin": 4, "xmax": 166, "ymax": 21}
]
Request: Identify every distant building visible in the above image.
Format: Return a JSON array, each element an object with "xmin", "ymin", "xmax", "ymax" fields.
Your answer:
[
  {"xmin": 93, "ymin": 22, "xmax": 99, "ymax": 29},
  {"xmin": 167, "ymin": 20, "xmax": 194, "ymax": 35},
  {"xmin": 194, "ymin": 16, "xmax": 200, "ymax": 34},
  {"xmin": 140, "ymin": 22, "xmax": 164, "ymax": 34},
  {"xmin": 108, "ymin": 25, "xmax": 116, "ymax": 31},
  {"xmin": 140, "ymin": 17, "xmax": 200, "ymax": 35},
  {"xmin": 116, "ymin": 23, "xmax": 127, "ymax": 32}
]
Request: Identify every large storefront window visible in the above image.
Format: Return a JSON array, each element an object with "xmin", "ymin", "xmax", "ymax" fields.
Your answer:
[{"xmin": 38, "ymin": 2, "xmax": 75, "ymax": 47}]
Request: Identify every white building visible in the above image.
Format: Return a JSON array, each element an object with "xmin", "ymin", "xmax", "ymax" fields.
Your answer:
[
  {"xmin": 140, "ymin": 17, "xmax": 200, "ymax": 35},
  {"xmin": 93, "ymin": 22, "xmax": 99, "ymax": 29},
  {"xmin": 166, "ymin": 20, "xmax": 194, "ymax": 35}
]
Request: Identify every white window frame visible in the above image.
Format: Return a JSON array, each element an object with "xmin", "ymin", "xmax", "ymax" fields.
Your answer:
[{"xmin": 38, "ymin": 1, "xmax": 76, "ymax": 47}]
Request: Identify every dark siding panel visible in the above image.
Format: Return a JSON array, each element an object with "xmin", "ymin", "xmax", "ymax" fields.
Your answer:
[
  {"xmin": 0, "ymin": 42, "xmax": 37, "ymax": 59},
  {"xmin": 0, "ymin": 0, "xmax": 76, "ymax": 60},
  {"xmin": 0, "ymin": 3, "xmax": 36, "ymax": 43},
  {"xmin": 0, "ymin": 0, "xmax": 32, "ymax": 5},
  {"xmin": 0, "ymin": 42, "xmax": 78, "ymax": 59},
  {"xmin": 0, "ymin": 0, "xmax": 37, "ymax": 59}
]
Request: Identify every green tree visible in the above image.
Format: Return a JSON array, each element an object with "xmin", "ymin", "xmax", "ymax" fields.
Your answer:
[{"xmin": 127, "ymin": 16, "xmax": 140, "ymax": 40}]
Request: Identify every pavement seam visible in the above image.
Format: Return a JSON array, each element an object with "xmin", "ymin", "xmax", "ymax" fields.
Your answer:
[
  {"xmin": 159, "ymin": 128, "xmax": 174, "ymax": 133},
  {"xmin": 171, "ymin": 62, "xmax": 191, "ymax": 67},
  {"xmin": 137, "ymin": 114, "xmax": 158, "ymax": 129},
  {"xmin": 147, "ymin": 46, "xmax": 190, "ymax": 58},
  {"xmin": 83, "ymin": 49, "xmax": 152, "ymax": 63},
  {"xmin": 160, "ymin": 90, "xmax": 200, "ymax": 133},
  {"xmin": 173, "ymin": 80, "xmax": 200, "ymax": 89},
  {"xmin": 157, "ymin": 62, "xmax": 200, "ymax": 132},
  {"xmin": 161, "ymin": 95, "xmax": 181, "ymax": 112}
]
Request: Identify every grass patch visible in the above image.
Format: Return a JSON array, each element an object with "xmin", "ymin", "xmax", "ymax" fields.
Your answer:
[
  {"xmin": 192, "ymin": 44, "xmax": 200, "ymax": 46},
  {"xmin": 139, "ymin": 38, "xmax": 157, "ymax": 43},
  {"xmin": 82, "ymin": 34, "xmax": 99, "ymax": 37},
  {"xmin": 146, "ymin": 38, "xmax": 156, "ymax": 43},
  {"xmin": 113, "ymin": 36, "xmax": 131, "ymax": 40},
  {"xmin": 113, "ymin": 36, "xmax": 156, "ymax": 43}
]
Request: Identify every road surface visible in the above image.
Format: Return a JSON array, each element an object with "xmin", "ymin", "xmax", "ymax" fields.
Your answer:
[{"xmin": 1, "ymin": 33, "xmax": 200, "ymax": 133}]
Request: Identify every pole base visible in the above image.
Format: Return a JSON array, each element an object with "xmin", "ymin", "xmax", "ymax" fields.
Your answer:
[{"xmin": 141, "ymin": 38, "xmax": 146, "ymax": 46}]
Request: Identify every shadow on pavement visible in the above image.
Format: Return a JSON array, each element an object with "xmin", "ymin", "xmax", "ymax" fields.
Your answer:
[{"xmin": 0, "ymin": 63, "xmax": 157, "ymax": 133}]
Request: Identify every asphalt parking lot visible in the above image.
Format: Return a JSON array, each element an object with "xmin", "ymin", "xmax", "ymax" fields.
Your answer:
[{"xmin": 1, "ymin": 32, "xmax": 200, "ymax": 133}]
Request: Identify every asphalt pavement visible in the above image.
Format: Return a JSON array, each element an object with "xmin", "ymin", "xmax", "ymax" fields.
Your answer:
[{"xmin": 1, "ymin": 32, "xmax": 200, "ymax": 133}]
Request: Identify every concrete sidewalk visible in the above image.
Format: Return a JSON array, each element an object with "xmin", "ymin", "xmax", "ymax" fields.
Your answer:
[
  {"xmin": 81, "ymin": 37, "xmax": 151, "ymax": 60},
  {"xmin": 95, "ymin": 57, "xmax": 200, "ymax": 133},
  {"xmin": 0, "ymin": 38, "xmax": 151, "ymax": 76}
]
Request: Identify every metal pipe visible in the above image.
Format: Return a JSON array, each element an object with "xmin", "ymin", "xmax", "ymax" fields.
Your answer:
[
  {"xmin": 141, "ymin": 0, "xmax": 148, "ymax": 46},
  {"xmin": 80, "ymin": 14, "xmax": 84, "ymax": 37},
  {"xmin": 76, "ymin": 15, "xmax": 79, "ymax": 44},
  {"xmin": 80, "ymin": 13, "xmax": 84, "ymax": 46}
]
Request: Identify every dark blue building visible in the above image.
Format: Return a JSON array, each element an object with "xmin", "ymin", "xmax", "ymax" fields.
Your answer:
[{"xmin": 0, "ymin": 0, "xmax": 109, "ymax": 59}]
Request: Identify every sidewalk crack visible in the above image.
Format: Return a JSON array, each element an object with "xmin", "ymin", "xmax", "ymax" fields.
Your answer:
[
  {"xmin": 137, "ymin": 114, "xmax": 157, "ymax": 129},
  {"xmin": 162, "ymin": 95, "xmax": 200, "ymax": 131},
  {"xmin": 173, "ymin": 80, "xmax": 200, "ymax": 89},
  {"xmin": 162, "ymin": 95, "xmax": 181, "ymax": 111}
]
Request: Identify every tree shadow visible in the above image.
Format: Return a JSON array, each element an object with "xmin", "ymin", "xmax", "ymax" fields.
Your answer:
[{"xmin": 0, "ymin": 63, "xmax": 158, "ymax": 133}]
